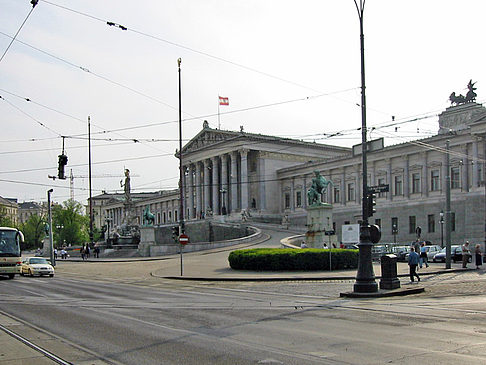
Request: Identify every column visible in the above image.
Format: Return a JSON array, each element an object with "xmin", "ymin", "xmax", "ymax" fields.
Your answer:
[
  {"xmin": 341, "ymin": 169, "xmax": 346, "ymax": 205},
  {"xmin": 187, "ymin": 164, "xmax": 194, "ymax": 219},
  {"xmin": 195, "ymin": 162, "xmax": 202, "ymax": 219},
  {"xmin": 211, "ymin": 156, "xmax": 219, "ymax": 214},
  {"xmin": 221, "ymin": 154, "xmax": 228, "ymax": 214},
  {"xmin": 404, "ymin": 156, "xmax": 410, "ymax": 198},
  {"xmin": 421, "ymin": 152, "xmax": 428, "ymax": 197},
  {"xmin": 240, "ymin": 149, "xmax": 249, "ymax": 211},
  {"xmin": 442, "ymin": 149, "xmax": 448, "ymax": 194},
  {"xmin": 462, "ymin": 144, "xmax": 469, "ymax": 192},
  {"xmin": 203, "ymin": 159, "xmax": 211, "ymax": 216},
  {"xmin": 387, "ymin": 159, "xmax": 393, "ymax": 201},
  {"xmin": 472, "ymin": 138, "xmax": 479, "ymax": 188},
  {"xmin": 303, "ymin": 175, "xmax": 307, "ymax": 209},
  {"xmin": 231, "ymin": 151, "xmax": 238, "ymax": 213},
  {"xmin": 355, "ymin": 171, "xmax": 360, "ymax": 205},
  {"xmin": 258, "ymin": 154, "xmax": 266, "ymax": 211},
  {"xmin": 290, "ymin": 177, "xmax": 295, "ymax": 211}
]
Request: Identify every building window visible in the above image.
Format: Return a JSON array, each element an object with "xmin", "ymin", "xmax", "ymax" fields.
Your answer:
[
  {"xmin": 394, "ymin": 175, "xmax": 403, "ymax": 196},
  {"xmin": 412, "ymin": 173, "xmax": 421, "ymax": 193},
  {"xmin": 163, "ymin": 212, "xmax": 166, "ymax": 223},
  {"xmin": 334, "ymin": 187, "xmax": 340, "ymax": 203},
  {"xmin": 284, "ymin": 193, "xmax": 290, "ymax": 209},
  {"xmin": 168, "ymin": 211, "xmax": 172, "ymax": 222},
  {"xmin": 430, "ymin": 169, "xmax": 440, "ymax": 191},
  {"xmin": 409, "ymin": 216, "xmax": 416, "ymax": 234},
  {"xmin": 347, "ymin": 183, "xmax": 355, "ymax": 202},
  {"xmin": 451, "ymin": 167, "xmax": 460, "ymax": 189},
  {"xmin": 451, "ymin": 212, "xmax": 456, "ymax": 232},
  {"xmin": 296, "ymin": 191, "xmax": 302, "ymax": 208},
  {"xmin": 391, "ymin": 217, "xmax": 398, "ymax": 234},
  {"xmin": 377, "ymin": 178, "xmax": 386, "ymax": 198},
  {"xmin": 428, "ymin": 214, "xmax": 435, "ymax": 233},
  {"xmin": 479, "ymin": 164, "xmax": 483, "ymax": 187},
  {"xmin": 375, "ymin": 218, "xmax": 381, "ymax": 229},
  {"xmin": 175, "ymin": 210, "xmax": 178, "ymax": 222},
  {"xmin": 157, "ymin": 212, "xmax": 161, "ymax": 225}
]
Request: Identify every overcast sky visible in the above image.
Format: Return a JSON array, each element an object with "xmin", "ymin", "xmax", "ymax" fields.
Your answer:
[{"xmin": 1, "ymin": 0, "xmax": 485, "ymax": 206}]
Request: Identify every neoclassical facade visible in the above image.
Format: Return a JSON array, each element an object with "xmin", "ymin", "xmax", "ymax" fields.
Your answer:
[{"xmin": 92, "ymin": 102, "xmax": 486, "ymax": 246}]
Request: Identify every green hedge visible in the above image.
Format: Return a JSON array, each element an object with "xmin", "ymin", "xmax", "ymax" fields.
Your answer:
[{"xmin": 228, "ymin": 248, "xmax": 359, "ymax": 271}]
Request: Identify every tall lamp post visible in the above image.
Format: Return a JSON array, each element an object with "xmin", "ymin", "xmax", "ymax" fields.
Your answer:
[{"xmin": 353, "ymin": 0, "xmax": 378, "ymax": 293}]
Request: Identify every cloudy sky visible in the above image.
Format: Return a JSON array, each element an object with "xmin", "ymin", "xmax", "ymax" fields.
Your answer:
[{"xmin": 1, "ymin": 0, "xmax": 485, "ymax": 206}]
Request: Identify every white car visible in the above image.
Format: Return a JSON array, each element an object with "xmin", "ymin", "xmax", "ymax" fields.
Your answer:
[{"xmin": 20, "ymin": 257, "xmax": 54, "ymax": 277}]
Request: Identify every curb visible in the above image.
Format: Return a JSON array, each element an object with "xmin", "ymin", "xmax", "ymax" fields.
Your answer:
[{"xmin": 153, "ymin": 267, "xmax": 472, "ymax": 282}]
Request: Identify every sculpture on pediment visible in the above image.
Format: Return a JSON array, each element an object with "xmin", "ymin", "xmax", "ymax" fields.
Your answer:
[
  {"xmin": 203, "ymin": 120, "xmax": 209, "ymax": 129},
  {"xmin": 307, "ymin": 170, "xmax": 334, "ymax": 206},
  {"xmin": 449, "ymin": 80, "xmax": 477, "ymax": 105}
]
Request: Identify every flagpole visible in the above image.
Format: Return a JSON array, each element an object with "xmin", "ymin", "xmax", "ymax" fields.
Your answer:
[{"xmin": 218, "ymin": 96, "xmax": 220, "ymax": 129}]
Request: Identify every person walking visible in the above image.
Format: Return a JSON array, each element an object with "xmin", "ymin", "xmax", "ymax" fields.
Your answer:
[
  {"xmin": 420, "ymin": 242, "xmax": 429, "ymax": 268},
  {"xmin": 475, "ymin": 244, "xmax": 482, "ymax": 269},
  {"xmin": 408, "ymin": 246, "xmax": 420, "ymax": 283},
  {"xmin": 462, "ymin": 241, "xmax": 471, "ymax": 268}
]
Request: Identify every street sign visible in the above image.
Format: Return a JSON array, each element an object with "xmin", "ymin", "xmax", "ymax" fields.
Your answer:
[
  {"xmin": 367, "ymin": 184, "xmax": 389, "ymax": 193},
  {"xmin": 179, "ymin": 233, "xmax": 189, "ymax": 245},
  {"xmin": 324, "ymin": 230, "xmax": 335, "ymax": 236}
]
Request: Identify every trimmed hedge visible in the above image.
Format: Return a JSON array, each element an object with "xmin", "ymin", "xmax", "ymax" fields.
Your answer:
[{"xmin": 228, "ymin": 248, "xmax": 359, "ymax": 271}]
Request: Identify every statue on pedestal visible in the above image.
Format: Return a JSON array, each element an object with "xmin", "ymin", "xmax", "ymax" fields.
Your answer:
[
  {"xmin": 307, "ymin": 170, "xmax": 334, "ymax": 206},
  {"xmin": 120, "ymin": 169, "xmax": 131, "ymax": 203}
]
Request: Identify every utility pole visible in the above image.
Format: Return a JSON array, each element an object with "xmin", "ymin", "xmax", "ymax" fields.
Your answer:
[
  {"xmin": 445, "ymin": 140, "xmax": 452, "ymax": 268},
  {"xmin": 47, "ymin": 189, "xmax": 55, "ymax": 267},
  {"xmin": 178, "ymin": 58, "xmax": 185, "ymax": 276},
  {"xmin": 88, "ymin": 116, "xmax": 94, "ymax": 248}
]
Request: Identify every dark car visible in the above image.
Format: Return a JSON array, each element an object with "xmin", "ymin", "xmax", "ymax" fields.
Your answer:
[
  {"xmin": 392, "ymin": 245, "xmax": 410, "ymax": 262},
  {"xmin": 433, "ymin": 246, "xmax": 472, "ymax": 263}
]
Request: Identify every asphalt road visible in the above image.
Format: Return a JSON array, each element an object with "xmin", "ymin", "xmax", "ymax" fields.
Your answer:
[{"xmin": 1, "ymin": 227, "xmax": 486, "ymax": 364}]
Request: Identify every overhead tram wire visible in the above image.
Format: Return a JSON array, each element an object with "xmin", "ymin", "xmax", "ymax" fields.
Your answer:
[{"xmin": 0, "ymin": 0, "xmax": 39, "ymax": 64}]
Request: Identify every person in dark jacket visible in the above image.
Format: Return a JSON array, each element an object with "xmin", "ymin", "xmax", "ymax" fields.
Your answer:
[
  {"xmin": 408, "ymin": 246, "xmax": 420, "ymax": 283},
  {"xmin": 475, "ymin": 244, "xmax": 482, "ymax": 269}
]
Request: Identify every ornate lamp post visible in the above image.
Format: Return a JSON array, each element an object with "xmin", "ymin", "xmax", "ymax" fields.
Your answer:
[{"xmin": 353, "ymin": 0, "xmax": 378, "ymax": 293}]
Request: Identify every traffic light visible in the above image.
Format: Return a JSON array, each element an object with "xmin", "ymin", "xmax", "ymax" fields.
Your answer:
[
  {"xmin": 58, "ymin": 154, "xmax": 68, "ymax": 180},
  {"xmin": 367, "ymin": 192, "xmax": 377, "ymax": 217},
  {"xmin": 171, "ymin": 226, "xmax": 179, "ymax": 240}
]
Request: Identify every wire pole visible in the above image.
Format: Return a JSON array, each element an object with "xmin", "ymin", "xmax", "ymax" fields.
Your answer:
[
  {"xmin": 88, "ymin": 116, "xmax": 94, "ymax": 248},
  {"xmin": 178, "ymin": 58, "xmax": 185, "ymax": 276}
]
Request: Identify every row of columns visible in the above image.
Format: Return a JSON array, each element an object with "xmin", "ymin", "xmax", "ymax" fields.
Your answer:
[{"xmin": 184, "ymin": 150, "xmax": 250, "ymax": 219}]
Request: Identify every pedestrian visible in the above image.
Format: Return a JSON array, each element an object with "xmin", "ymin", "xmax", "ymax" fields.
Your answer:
[
  {"xmin": 61, "ymin": 248, "xmax": 67, "ymax": 259},
  {"xmin": 300, "ymin": 242, "xmax": 308, "ymax": 249},
  {"xmin": 94, "ymin": 246, "xmax": 100, "ymax": 258},
  {"xmin": 54, "ymin": 248, "xmax": 58, "ymax": 259},
  {"xmin": 408, "ymin": 246, "xmax": 420, "ymax": 283},
  {"xmin": 462, "ymin": 241, "xmax": 471, "ymax": 268},
  {"xmin": 420, "ymin": 242, "xmax": 429, "ymax": 268},
  {"xmin": 85, "ymin": 244, "xmax": 90, "ymax": 259},
  {"xmin": 475, "ymin": 244, "xmax": 482, "ymax": 269}
]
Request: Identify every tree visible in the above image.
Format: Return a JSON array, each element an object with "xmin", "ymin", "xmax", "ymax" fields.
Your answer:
[
  {"xmin": 52, "ymin": 200, "xmax": 89, "ymax": 247},
  {"xmin": 20, "ymin": 214, "xmax": 46, "ymax": 250},
  {"xmin": 0, "ymin": 212, "xmax": 14, "ymax": 227}
]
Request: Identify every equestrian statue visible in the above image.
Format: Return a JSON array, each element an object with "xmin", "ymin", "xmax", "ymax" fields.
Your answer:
[{"xmin": 307, "ymin": 170, "xmax": 334, "ymax": 206}]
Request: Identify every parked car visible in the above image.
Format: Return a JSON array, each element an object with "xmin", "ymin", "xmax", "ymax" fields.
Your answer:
[
  {"xmin": 432, "ymin": 246, "xmax": 471, "ymax": 263},
  {"xmin": 405, "ymin": 244, "xmax": 442, "ymax": 261},
  {"xmin": 20, "ymin": 257, "xmax": 54, "ymax": 277},
  {"xmin": 392, "ymin": 245, "xmax": 410, "ymax": 262}
]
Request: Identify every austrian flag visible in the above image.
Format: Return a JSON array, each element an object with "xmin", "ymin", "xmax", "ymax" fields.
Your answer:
[{"xmin": 219, "ymin": 96, "xmax": 229, "ymax": 106}]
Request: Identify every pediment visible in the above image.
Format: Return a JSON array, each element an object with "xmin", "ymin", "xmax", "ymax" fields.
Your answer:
[{"xmin": 181, "ymin": 129, "xmax": 240, "ymax": 154}]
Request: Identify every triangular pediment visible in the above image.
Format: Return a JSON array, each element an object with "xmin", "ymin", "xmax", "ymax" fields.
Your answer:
[{"xmin": 181, "ymin": 128, "xmax": 241, "ymax": 154}]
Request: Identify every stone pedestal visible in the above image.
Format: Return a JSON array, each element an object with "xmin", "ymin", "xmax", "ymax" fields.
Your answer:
[
  {"xmin": 138, "ymin": 226, "xmax": 156, "ymax": 257},
  {"xmin": 42, "ymin": 237, "xmax": 51, "ymax": 257},
  {"xmin": 305, "ymin": 204, "xmax": 333, "ymax": 248}
]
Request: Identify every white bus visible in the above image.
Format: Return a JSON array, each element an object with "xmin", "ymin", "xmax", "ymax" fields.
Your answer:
[{"xmin": 0, "ymin": 227, "xmax": 23, "ymax": 279}]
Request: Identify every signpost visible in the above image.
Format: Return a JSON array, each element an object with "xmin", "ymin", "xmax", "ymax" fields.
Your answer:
[
  {"xmin": 179, "ymin": 234, "xmax": 189, "ymax": 245},
  {"xmin": 367, "ymin": 184, "xmax": 389, "ymax": 194}
]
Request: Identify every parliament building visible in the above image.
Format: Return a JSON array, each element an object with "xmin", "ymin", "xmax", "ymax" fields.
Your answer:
[{"xmin": 91, "ymin": 102, "xmax": 486, "ymax": 246}]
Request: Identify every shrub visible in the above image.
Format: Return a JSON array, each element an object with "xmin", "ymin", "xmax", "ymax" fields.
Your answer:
[{"xmin": 228, "ymin": 248, "xmax": 358, "ymax": 271}]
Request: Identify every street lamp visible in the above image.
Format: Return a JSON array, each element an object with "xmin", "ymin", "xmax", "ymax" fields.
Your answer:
[
  {"xmin": 440, "ymin": 210, "xmax": 444, "ymax": 248},
  {"xmin": 47, "ymin": 189, "xmax": 55, "ymax": 267},
  {"xmin": 352, "ymin": 0, "xmax": 378, "ymax": 293}
]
